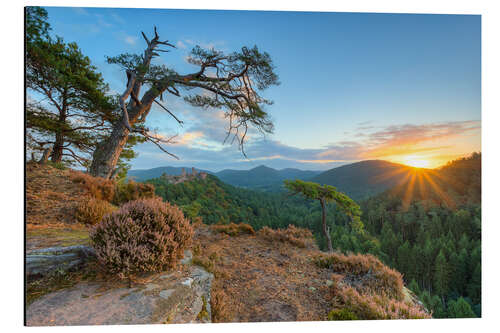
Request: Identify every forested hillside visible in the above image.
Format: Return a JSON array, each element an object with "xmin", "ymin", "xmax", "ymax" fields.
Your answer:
[
  {"xmin": 311, "ymin": 160, "xmax": 424, "ymax": 200},
  {"xmin": 128, "ymin": 166, "xmax": 211, "ymax": 181},
  {"xmin": 146, "ymin": 153, "xmax": 481, "ymax": 318},
  {"xmin": 132, "ymin": 165, "xmax": 320, "ymax": 190},
  {"xmin": 361, "ymin": 153, "xmax": 481, "ymax": 317}
]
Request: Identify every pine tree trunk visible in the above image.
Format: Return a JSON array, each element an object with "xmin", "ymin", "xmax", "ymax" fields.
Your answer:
[
  {"xmin": 89, "ymin": 122, "xmax": 130, "ymax": 179},
  {"xmin": 38, "ymin": 146, "xmax": 53, "ymax": 164},
  {"xmin": 320, "ymin": 198, "xmax": 334, "ymax": 253},
  {"xmin": 51, "ymin": 131, "xmax": 64, "ymax": 162}
]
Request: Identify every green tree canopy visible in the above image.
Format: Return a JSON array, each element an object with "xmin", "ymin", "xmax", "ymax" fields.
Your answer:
[
  {"xmin": 26, "ymin": 7, "xmax": 143, "ymax": 171},
  {"xmin": 284, "ymin": 179, "xmax": 362, "ymax": 252}
]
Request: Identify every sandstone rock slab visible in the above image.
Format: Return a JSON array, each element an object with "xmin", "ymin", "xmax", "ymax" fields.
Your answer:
[{"xmin": 26, "ymin": 265, "xmax": 213, "ymax": 326}]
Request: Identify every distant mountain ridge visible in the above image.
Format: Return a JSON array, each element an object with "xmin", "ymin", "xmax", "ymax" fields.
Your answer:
[
  {"xmin": 311, "ymin": 160, "xmax": 423, "ymax": 200},
  {"xmin": 128, "ymin": 166, "xmax": 212, "ymax": 181},
  {"xmin": 129, "ymin": 160, "xmax": 440, "ymax": 200},
  {"xmin": 128, "ymin": 165, "xmax": 321, "ymax": 189}
]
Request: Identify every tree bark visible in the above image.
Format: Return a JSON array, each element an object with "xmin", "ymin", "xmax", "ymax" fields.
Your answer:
[
  {"xmin": 320, "ymin": 198, "xmax": 334, "ymax": 253},
  {"xmin": 50, "ymin": 131, "xmax": 64, "ymax": 162},
  {"xmin": 39, "ymin": 146, "xmax": 53, "ymax": 164},
  {"xmin": 89, "ymin": 121, "xmax": 130, "ymax": 179}
]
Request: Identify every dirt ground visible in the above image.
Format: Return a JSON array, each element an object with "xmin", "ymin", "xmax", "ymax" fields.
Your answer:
[{"xmin": 193, "ymin": 225, "xmax": 334, "ymax": 322}]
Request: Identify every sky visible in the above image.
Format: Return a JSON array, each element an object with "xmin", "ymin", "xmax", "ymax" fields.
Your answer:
[{"xmin": 40, "ymin": 7, "xmax": 481, "ymax": 171}]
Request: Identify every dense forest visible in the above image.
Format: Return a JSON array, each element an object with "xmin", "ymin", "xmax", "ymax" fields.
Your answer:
[{"xmin": 147, "ymin": 153, "xmax": 481, "ymax": 318}]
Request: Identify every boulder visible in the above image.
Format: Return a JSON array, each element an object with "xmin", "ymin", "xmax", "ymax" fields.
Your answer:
[{"xmin": 26, "ymin": 257, "xmax": 214, "ymax": 326}]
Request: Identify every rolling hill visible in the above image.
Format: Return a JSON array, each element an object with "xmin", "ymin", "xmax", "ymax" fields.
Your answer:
[
  {"xmin": 129, "ymin": 165, "xmax": 320, "ymax": 190},
  {"xmin": 216, "ymin": 165, "xmax": 321, "ymax": 189},
  {"xmin": 311, "ymin": 160, "xmax": 423, "ymax": 200},
  {"xmin": 128, "ymin": 166, "xmax": 211, "ymax": 182}
]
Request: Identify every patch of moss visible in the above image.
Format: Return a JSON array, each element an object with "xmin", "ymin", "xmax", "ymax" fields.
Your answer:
[
  {"xmin": 192, "ymin": 256, "xmax": 214, "ymax": 273},
  {"xmin": 26, "ymin": 259, "xmax": 100, "ymax": 305},
  {"xmin": 327, "ymin": 308, "xmax": 358, "ymax": 321},
  {"xmin": 197, "ymin": 295, "xmax": 209, "ymax": 321},
  {"xmin": 27, "ymin": 226, "xmax": 90, "ymax": 249}
]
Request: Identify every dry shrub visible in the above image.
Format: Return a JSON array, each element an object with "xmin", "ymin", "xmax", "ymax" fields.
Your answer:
[
  {"xmin": 211, "ymin": 222, "xmax": 255, "ymax": 236},
  {"xmin": 192, "ymin": 256, "xmax": 215, "ymax": 273},
  {"xmin": 329, "ymin": 284, "xmax": 430, "ymax": 320},
  {"xmin": 258, "ymin": 225, "xmax": 315, "ymax": 248},
  {"xmin": 69, "ymin": 171, "xmax": 115, "ymax": 202},
  {"xmin": 211, "ymin": 289, "xmax": 233, "ymax": 322},
  {"xmin": 315, "ymin": 252, "xmax": 404, "ymax": 300},
  {"xmin": 90, "ymin": 197, "xmax": 193, "ymax": 277},
  {"xmin": 113, "ymin": 180, "xmax": 155, "ymax": 205},
  {"xmin": 75, "ymin": 197, "xmax": 117, "ymax": 225}
]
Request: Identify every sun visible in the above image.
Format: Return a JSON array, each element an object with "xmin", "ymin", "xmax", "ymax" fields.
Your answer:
[{"xmin": 403, "ymin": 156, "xmax": 430, "ymax": 168}]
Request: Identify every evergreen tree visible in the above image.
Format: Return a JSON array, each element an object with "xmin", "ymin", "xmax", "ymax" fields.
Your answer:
[
  {"xmin": 434, "ymin": 250, "xmax": 450, "ymax": 297},
  {"xmin": 447, "ymin": 297, "xmax": 476, "ymax": 318},
  {"xmin": 284, "ymin": 179, "xmax": 362, "ymax": 252}
]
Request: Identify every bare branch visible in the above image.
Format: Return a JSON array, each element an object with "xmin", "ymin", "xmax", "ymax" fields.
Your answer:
[
  {"xmin": 120, "ymin": 70, "xmax": 137, "ymax": 131},
  {"xmin": 153, "ymin": 99, "xmax": 183, "ymax": 126},
  {"xmin": 141, "ymin": 31, "xmax": 150, "ymax": 45}
]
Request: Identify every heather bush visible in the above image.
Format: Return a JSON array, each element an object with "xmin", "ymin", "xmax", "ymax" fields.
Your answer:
[
  {"xmin": 330, "ymin": 284, "xmax": 430, "ymax": 320},
  {"xmin": 315, "ymin": 252, "xmax": 404, "ymax": 299},
  {"xmin": 113, "ymin": 180, "xmax": 155, "ymax": 205},
  {"xmin": 70, "ymin": 170, "xmax": 115, "ymax": 202},
  {"xmin": 90, "ymin": 197, "xmax": 193, "ymax": 277},
  {"xmin": 258, "ymin": 225, "xmax": 315, "ymax": 248},
  {"xmin": 211, "ymin": 222, "xmax": 255, "ymax": 236},
  {"xmin": 75, "ymin": 197, "xmax": 117, "ymax": 225}
]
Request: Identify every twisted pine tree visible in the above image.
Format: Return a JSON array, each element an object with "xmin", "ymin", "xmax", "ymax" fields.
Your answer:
[
  {"xmin": 90, "ymin": 27, "xmax": 279, "ymax": 178},
  {"xmin": 26, "ymin": 7, "xmax": 142, "ymax": 169},
  {"xmin": 284, "ymin": 179, "xmax": 363, "ymax": 252}
]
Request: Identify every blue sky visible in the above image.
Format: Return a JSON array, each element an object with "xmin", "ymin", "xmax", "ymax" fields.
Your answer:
[{"xmin": 41, "ymin": 7, "xmax": 481, "ymax": 171}]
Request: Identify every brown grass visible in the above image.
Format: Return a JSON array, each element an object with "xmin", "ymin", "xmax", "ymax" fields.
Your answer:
[
  {"xmin": 189, "ymin": 223, "xmax": 429, "ymax": 322},
  {"xmin": 315, "ymin": 252, "xmax": 404, "ymax": 300},
  {"xmin": 69, "ymin": 170, "xmax": 115, "ymax": 202},
  {"xmin": 211, "ymin": 222, "xmax": 255, "ymax": 236},
  {"xmin": 210, "ymin": 289, "xmax": 233, "ymax": 323},
  {"xmin": 74, "ymin": 197, "xmax": 117, "ymax": 225},
  {"xmin": 26, "ymin": 163, "xmax": 87, "ymax": 225},
  {"xmin": 328, "ymin": 283, "xmax": 430, "ymax": 320},
  {"xmin": 258, "ymin": 225, "xmax": 315, "ymax": 249}
]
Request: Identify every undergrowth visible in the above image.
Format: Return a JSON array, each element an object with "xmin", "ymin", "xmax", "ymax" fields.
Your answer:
[
  {"xmin": 258, "ymin": 224, "xmax": 315, "ymax": 248},
  {"xmin": 211, "ymin": 223, "xmax": 255, "ymax": 236}
]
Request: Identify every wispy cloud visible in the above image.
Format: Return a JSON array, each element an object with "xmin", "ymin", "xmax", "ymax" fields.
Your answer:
[
  {"xmin": 176, "ymin": 40, "xmax": 187, "ymax": 49},
  {"xmin": 124, "ymin": 35, "xmax": 138, "ymax": 45},
  {"xmin": 132, "ymin": 114, "xmax": 480, "ymax": 171},
  {"xmin": 72, "ymin": 8, "xmax": 89, "ymax": 16}
]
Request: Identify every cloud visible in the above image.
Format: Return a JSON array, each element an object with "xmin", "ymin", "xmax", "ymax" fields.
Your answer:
[
  {"xmin": 132, "ymin": 93, "xmax": 480, "ymax": 171},
  {"xmin": 124, "ymin": 35, "xmax": 138, "ymax": 45},
  {"xmin": 359, "ymin": 120, "xmax": 480, "ymax": 158},
  {"xmin": 110, "ymin": 13, "xmax": 125, "ymax": 25},
  {"xmin": 183, "ymin": 39, "xmax": 225, "ymax": 50},
  {"xmin": 176, "ymin": 41, "xmax": 187, "ymax": 49},
  {"xmin": 72, "ymin": 8, "xmax": 90, "ymax": 16}
]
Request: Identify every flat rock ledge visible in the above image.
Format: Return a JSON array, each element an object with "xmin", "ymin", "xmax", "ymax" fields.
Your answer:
[
  {"xmin": 26, "ymin": 258, "xmax": 214, "ymax": 326},
  {"xmin": 26, "ymin": 245, "xmax": 96, "ymax": 278}
]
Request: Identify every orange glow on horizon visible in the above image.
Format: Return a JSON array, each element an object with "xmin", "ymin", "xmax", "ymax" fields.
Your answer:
[{"xmin": 401, "ymin": 156, "xmax": 431, "ymax": 168}]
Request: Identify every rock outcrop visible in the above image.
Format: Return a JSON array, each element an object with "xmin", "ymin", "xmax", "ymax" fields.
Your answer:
[
  {"xmin": 26, "ymin": 251, "xmax": 214, "ymax": 326},
  {"xmin": 26, "ymin": 245, "xmax": 96, "ymax": 278}
]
